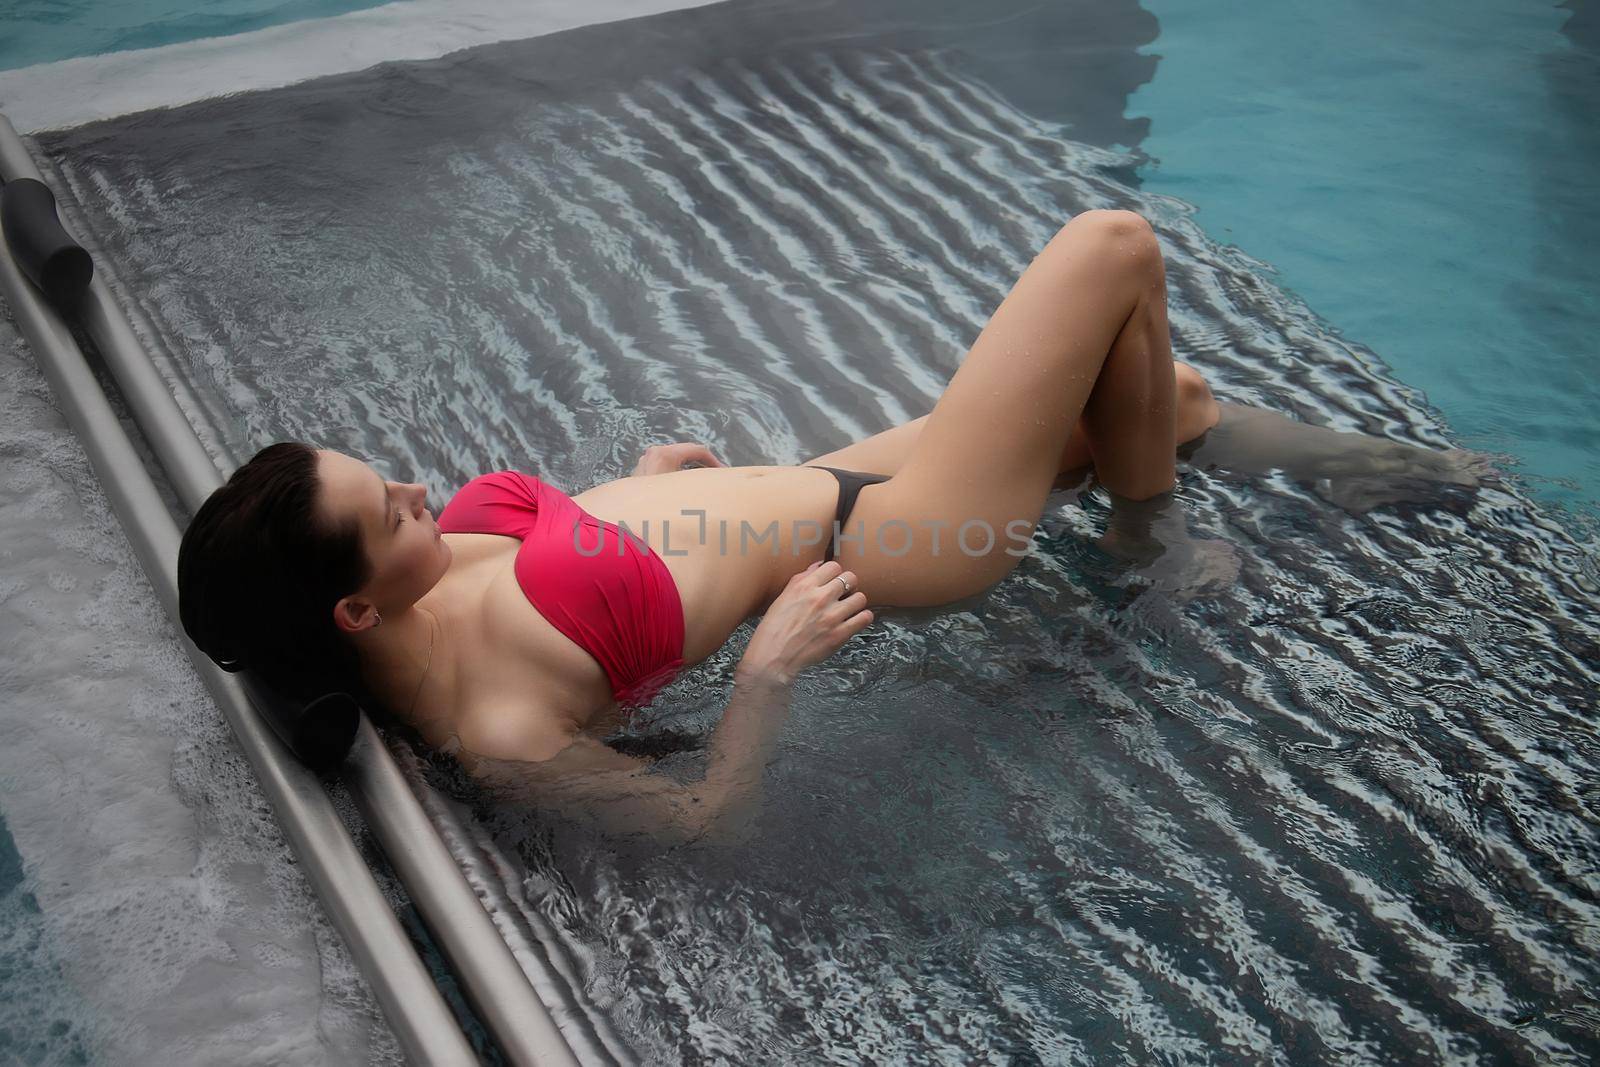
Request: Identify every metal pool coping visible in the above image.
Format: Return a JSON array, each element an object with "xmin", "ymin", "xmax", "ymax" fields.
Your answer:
[{"xmin": 0, "ymin": 111, "xmax": 595, "ymax": 1067}]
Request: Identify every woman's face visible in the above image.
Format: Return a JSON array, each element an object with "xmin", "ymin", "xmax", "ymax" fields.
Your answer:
[{"xmin": 316, "ymin": 450, "xmax": 452, "ymax": 630}]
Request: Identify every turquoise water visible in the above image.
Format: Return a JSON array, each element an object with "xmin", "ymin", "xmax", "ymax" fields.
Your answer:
[
  {"xmin": 0, "ymin": 814, "xmax": 91, "ymax": 1064},
  {"xmin": 1129, "ymin": 0, "xmax": 1598, "ymax": 523},
  {"xmin": 0, "ymin": 0, "xmax": 392, "ymax": 72}
]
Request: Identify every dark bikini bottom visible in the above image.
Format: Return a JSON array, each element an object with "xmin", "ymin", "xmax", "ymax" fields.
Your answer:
[{"xmin": 804, "ymin": 465, "xmax": 892, "ymax": 564}]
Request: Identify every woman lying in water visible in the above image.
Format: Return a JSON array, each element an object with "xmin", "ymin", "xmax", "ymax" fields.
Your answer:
[{"xmin": 178, "ymin": 210, "xmax": 1481, "ymax": 841}]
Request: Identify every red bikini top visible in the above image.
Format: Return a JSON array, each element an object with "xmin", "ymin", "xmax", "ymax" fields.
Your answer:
[{"xmin": 436, "ymin": 471, "xmax": 685, "ymax": 707}]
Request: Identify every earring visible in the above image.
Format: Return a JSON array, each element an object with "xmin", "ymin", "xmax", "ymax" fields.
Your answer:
[{"xmin": 373, "ymin": 613, "xmax": 382, "ymax": 627}]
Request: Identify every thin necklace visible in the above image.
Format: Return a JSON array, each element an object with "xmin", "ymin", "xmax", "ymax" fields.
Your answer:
[{"xmin": 407, "ymin": 607, "xmax": 439, "ymax": 719}]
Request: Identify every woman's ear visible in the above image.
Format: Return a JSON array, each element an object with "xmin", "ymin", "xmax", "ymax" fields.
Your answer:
[{"xmin": 332, "ymin": 595, "xmax": 379, "ymax": 635}]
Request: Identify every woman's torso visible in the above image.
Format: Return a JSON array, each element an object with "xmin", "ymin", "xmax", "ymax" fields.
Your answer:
[{"xmin": 406, "ymin": 464, "xmax": 840, "ymax": 746}]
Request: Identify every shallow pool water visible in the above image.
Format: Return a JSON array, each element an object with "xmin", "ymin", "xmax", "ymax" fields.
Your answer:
[
  {"xmin": 4, "ymin": 0, "xmax": 1598, "ymax": 1062},
  {"xmin": 24, "ymin": 2, "xmax": 1600, "ymax": 1061}
]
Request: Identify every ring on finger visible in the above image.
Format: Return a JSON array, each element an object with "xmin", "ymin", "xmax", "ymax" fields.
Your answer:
[{"xmin": 832, "ymin": 575, "xmax": 851, "ymax": 596}]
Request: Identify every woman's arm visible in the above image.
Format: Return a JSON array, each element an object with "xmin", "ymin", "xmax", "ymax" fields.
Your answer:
[
  {"xmin": 631, "ymin": 442, "xmax": 725, "ymax": 477},
  {"xmin": 461, "ymin": 667, "xmax": 793, "ymax": 843},
  {"xmin": 461, "ymin": 560, "xmax": 872, "ymax": 843}
]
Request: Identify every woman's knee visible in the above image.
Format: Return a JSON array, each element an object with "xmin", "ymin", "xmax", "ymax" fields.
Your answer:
[
  {"xmin": 1075, "ymin": 207, "xmax": 1152, "ymax": 236},
  {"xmin": 1055, "ymin": 209, "xmax": 1162, "ymax": 279},
  {"xmin": 1174, "ymin": 361, "xmax": 1221, "ymax": 442},
  {"xmin": 1174, "ymin": 361, "xmax": 1211, "ymax": 403}
]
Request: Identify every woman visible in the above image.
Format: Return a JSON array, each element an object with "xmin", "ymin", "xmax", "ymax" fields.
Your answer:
[{"xmin": 179, "ymin": 210, "xmax": 1474, "ymax": 840}]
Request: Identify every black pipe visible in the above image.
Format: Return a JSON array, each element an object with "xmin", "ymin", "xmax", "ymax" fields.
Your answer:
[{"xmin": 1, "ymin": 177, "xmax": 92, "ymax": 311}]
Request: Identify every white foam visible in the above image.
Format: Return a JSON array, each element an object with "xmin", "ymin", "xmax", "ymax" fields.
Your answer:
[
  {"xmin": 0, "ymin": 309, "xmax": 399, "ymax": 1061},
  {"xmin": 0, "ymin": 0, "xmax": 718, "ymax": 133}
]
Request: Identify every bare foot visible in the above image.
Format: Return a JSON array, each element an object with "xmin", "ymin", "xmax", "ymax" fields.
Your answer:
[
  {"xmin": 1312, "ymin": 445, "xmax": 1492, "ymax": 513},
  {"xmin": 1313, "ymin": 440, "xmax": 1487, "ymax": 483},
  {"xmin": 1095, "ymin": 489, "xmax": 1241, "ymax": 599}
]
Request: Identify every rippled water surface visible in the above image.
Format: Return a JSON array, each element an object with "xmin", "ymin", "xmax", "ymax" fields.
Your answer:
[{"xmin": 32, "ymin": 2, "xmax": 1600, "ymax": 1061}]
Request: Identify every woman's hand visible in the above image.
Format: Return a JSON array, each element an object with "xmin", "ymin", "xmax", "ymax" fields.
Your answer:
[
  {"xmin": 739, "ymin": 561, "xmax": 874, "ymax": 686},
  {"xmin": 631, "ymin": 442, "xmax": 725, "ymax": 477}
]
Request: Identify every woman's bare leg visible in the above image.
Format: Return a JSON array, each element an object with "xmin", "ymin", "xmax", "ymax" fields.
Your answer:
[
  {"xmin": 807, "ymin": 360, "xmax": 1235, "ymax": 597},
  {"xmin": 806, "ymin": 368, "xmax": 1482, "ymax": 517},
  {"xmin": 1188, "ymin": 402, "xmax": 1487, "ymax": 511},
  {"xmin": 804, "ymin": 361, "xmax": 1219, "ymax": 487},
  {"xmin": 835, "ymin": 209, "xmax": 1185, "ymax": 606}
]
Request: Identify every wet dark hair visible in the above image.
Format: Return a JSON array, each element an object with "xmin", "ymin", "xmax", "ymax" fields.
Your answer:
[{"xmin": 178, "ymin": 442, "xmax": 372, "ymax": 705}]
